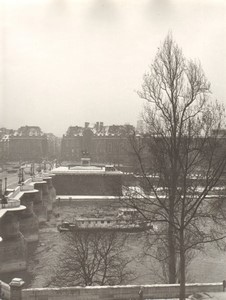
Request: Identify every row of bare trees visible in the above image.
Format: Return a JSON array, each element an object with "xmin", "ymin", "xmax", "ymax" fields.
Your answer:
[{"xmin": 47, "ymin": 231, "xmax": 134, "ymax": 287}]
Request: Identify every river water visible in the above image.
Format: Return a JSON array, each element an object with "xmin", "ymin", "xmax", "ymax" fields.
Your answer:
[{"xmin": 1, "ymin": 199, "xmax": 226, "ymax": 287}]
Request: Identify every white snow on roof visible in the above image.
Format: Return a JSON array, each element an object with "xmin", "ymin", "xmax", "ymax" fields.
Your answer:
[{"xmin": 51, "ymin": 166, "xmax": 122, "ymax": 175}]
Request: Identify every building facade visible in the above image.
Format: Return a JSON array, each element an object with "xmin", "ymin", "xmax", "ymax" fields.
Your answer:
[
  {"xmin": 51, "ymin": 160, "xmax": 123, "ymax": 196},
  {"xmin": 0, "ymin": 126, "xmax": 59, "ymax": 162},
  {"xmin": 61, "ymin": 122, "xmax": 137, "ymax": 167}
]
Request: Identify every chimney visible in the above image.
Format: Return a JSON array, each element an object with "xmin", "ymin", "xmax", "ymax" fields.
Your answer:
[
  {"xmin": 0, "ymin": 179, "xmax": 2, "ymax": 197},
  {"xmin": 96, "ymin": 122, "xmax": 100, "ymax": 131},
  {"xmin": 85, "ymin": 122, "xmax": 89, "ymax": 129}
]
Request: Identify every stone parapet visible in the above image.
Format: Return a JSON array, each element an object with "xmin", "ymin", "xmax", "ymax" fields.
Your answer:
[
  {"xmin": 0, "ymin": 198, "xmax": 21, "ymax": 209},
  {"xmin": 10, "ymin": 278, "xmax": 25, "ymax": 300},
  {"xmin": 21, "ymin": 282, "xmax": 225, "ymax": 300}
]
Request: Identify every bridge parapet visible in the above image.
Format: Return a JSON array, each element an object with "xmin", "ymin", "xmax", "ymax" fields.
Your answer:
[
  {"xmin": 7, "ymin": 186, "xmax": 21, "ymax": 198},
  {"xmin": 24, "ymin": 178, "xmax": 32, "ymax": 185},
  {"xmin": 0, "ymin": 198, "xmax": 21, "ymax": 209},
  {"xmin": 20, "ymin": 185, "xmax": 34, "ymax": 191},
  {"xmin": 32, "ymin": 176, "xmax": 44, "ymax": 182}
]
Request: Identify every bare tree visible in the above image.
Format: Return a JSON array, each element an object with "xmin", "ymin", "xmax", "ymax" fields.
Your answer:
[
  {"xmin": 123, "ymin": 33, "xmax": 226, "ymax": 300},
  {"xmin": 47, "ymin": 230, "xmax": 134, "ymax": 287}
]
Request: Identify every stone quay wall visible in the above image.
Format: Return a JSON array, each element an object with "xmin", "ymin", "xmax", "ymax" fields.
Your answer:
[
  {"xmin": 1, "ymin": 280, "xmax": 225, "ymax": 300},
  {"xmin": 3, "ymin": 281, "xmax": 224, "ymax": 300}
]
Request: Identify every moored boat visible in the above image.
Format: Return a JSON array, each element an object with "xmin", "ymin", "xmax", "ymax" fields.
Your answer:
[{"xmin": 57, "ymin": 208, "xmax": 155, "ymax": 233}]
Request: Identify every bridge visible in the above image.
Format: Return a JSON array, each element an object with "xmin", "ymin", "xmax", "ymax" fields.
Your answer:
[{"xmin": 0, "ymin": 172, "xmax": 56, "ymax": 274}]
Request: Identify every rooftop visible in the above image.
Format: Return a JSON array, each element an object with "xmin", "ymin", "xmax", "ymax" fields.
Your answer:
[
  {"xmin": 64, "ymin": 122, "xmax": 135, "ymax": 137},
  {"xmin": 51, "ymin": 165, "xmax": 122, "ymax": 175}
]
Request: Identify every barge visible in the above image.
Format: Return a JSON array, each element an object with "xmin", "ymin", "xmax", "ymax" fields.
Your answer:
[{"xmin": 57, "ymin": 208, "xmax": 155, "ymax": 233}]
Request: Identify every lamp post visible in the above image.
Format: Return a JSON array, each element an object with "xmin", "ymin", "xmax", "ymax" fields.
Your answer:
[
  {"xmin": 0, "ymin": 178, "xmax": 2, "ymax": 197},
  {"xmin": 30, "ymin": 163, "xmax": 34, "ymax": 177},
  {"xmin": 43, "ymin": 160, "xmax": 47, "ymax": 172},
  {"xmin": 0, "ymin": 178, "xmax": 8, "ymax": 208},
  {"xmin": 18, "ymin": 167, "xmax": 24, "ymax": 185},
  {"xmin": 4, "ymin": 177, "xmax": 7, "ymax": 194},
  {"xmin": 1, "ymin": 193, "xmax": 7, "ymax": 208}
]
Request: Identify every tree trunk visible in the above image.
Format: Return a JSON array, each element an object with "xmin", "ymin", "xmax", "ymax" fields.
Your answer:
[
  {"xmin": 168, "ymin": 192, "xmax": 177, "ymax": 283},
  {"xmin": 168, "ymin": 218, "xmax": 177, "ymax": 283},
  {"xmin": 168, "ymin": 174, "xmax": 177, "ymax": 284},
  {"xmin": 179, "ymin": 229, "xmax": 186, "ymax": 300}
]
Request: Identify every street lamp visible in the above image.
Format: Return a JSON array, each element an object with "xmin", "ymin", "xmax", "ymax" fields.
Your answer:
[
  {"xmin": 30, "ymin": 163, "xmax": 35, "ymax": 177},
  {"xmin": 0, "ymin": 178, "xmax": 7, "ymax": 208},
  {"xmin": 4, "ymin": 177, "xmax": 7, "ymax": 194},
  {"xmin": 1, "ymin": 193, "xmax": 7, "ymax": 208},
  {"xmin": 18, "ymin": 167, "xmax": 24, "ymax": 185}
]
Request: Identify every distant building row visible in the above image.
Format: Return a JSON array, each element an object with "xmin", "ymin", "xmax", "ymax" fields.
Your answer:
[
  {"xmin": 0, "ymin": 126, "xmax": 60, "ymax": 162},
  {"xmin": 0, "ymin": 122, "xmax": 145, "ymax": 169}
]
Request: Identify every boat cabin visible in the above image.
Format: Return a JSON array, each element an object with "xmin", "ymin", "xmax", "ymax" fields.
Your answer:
[{"xmin": 117, "ymin": 208, "xmax": 139, "ymax": 219}]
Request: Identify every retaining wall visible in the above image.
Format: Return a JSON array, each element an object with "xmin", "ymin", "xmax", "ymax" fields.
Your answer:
[{"xmin": 21, "ymin": 282, "xmax": 225, "ymax": 300}]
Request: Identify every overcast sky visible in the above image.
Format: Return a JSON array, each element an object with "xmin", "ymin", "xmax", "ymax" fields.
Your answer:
[{"xmin": 0, "ymin": 0, "xmax": 225, "ymax": 136}]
